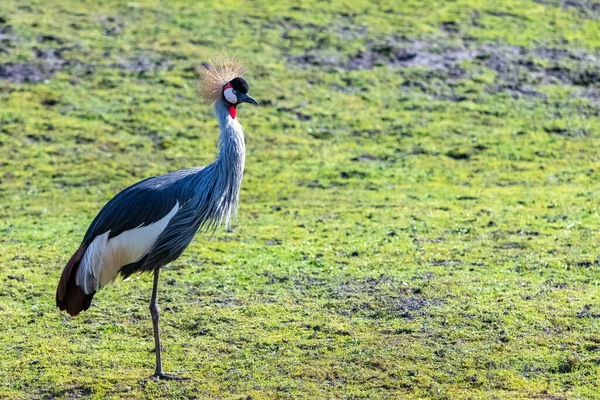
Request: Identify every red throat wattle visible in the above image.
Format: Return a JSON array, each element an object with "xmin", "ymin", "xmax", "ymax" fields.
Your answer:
[{"xmin": 223, "ymin": 82, "xmax": 237, "ymax": 118}]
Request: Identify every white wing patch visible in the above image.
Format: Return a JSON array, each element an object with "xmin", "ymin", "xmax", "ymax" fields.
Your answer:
[{"xmin": 76, "ymin": 202, "xmax": 180, "ymax": 294}]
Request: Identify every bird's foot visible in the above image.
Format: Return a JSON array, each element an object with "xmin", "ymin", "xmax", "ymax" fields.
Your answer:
[{"xmin": 152, "ymin": 372, "xmax": 189, "ymax": 381}]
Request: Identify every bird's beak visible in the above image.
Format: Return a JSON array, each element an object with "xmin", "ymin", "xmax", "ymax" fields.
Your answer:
[{"xmin": 238, "ymin": 93, "xmax": 259, "ymax": 105}]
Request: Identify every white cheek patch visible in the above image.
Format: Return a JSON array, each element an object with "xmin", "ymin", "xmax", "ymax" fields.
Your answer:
[{"xmin": 224, "ymin": 87, "xmax": 238, "ymax": 104}]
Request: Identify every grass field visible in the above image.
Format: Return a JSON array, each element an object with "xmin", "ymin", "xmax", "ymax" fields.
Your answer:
[{"xmin": 1, "ymin": 0, "xmax": 600, "ymax": 398}]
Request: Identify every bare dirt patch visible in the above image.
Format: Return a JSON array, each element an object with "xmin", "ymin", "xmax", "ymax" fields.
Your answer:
[
  {"xmin": 291, "ymin": 35, "xmax": 600, "ymax": 82},
  {"xmin": 483, "ymin": 45, "xmax": 600, "ymax": 88},
  {"xmin": 0, "ymin": 15, "xmax": 170, "ymax": 84},
  {"xmin": 0, "ymin": 47, "xmax": 171, "ymax": 83},
  {"xmin": 290, "ymin": 35, "xmax": 600, "ymax": 102},
  {"xmin": 0, "ymin": 46, "xmax": 92, "ymax": 83},
  {"xmin": 348, "ymin": 38, "xmax": 474, "ymax": 72},
  {"xmin": 288, "ymin": 36, "xmax": 474, "ymax": 72},
  {"xmin": 0, "ymin": 19, "xmax": 19, "ymax": 55},
  {"xmin": 111, "ymin": 55, "xmax": 172, "ymax": 74},
  {"xmin": 321, "ymin": 275, "xmax": 435, "ymax": 320}
]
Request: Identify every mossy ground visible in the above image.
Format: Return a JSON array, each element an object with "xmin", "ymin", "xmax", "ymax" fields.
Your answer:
[{"xmin": 1, "ymin": 0, "xmax": 599, "ymax": 398}]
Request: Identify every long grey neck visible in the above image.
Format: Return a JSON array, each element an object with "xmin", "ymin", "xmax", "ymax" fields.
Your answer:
[
  {"xmin": 215, "ymin": 99, "xmax": 246, "ymax": 169},
  {"xmin": 210, "ymin": 100, "xmax": 246, "ymax": 228}
]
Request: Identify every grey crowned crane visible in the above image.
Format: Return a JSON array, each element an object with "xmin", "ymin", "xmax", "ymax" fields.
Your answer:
[{"xmin": 55, "ymin": 56, "xmax": 258, "ymax": 380}]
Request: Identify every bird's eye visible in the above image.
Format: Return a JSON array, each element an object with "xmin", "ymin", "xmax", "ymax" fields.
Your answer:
[{"xmin": 223, "ymin": 87, "xmax": 238, "ymax": 104}]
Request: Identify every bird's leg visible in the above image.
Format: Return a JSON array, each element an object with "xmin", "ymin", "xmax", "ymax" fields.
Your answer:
[
  {"xmin": 149, "ymin": 268, "xmax": 165, "ymax": 378},
  {"xmin": 149, "ymin": 269, "xmax": 186, "ymax": 381}
]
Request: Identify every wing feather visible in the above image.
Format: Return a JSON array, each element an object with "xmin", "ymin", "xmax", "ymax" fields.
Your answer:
[
  {"xmin": 82, "ymin": 168, "xmax": 201, "ymax": 245},
  {"xmin": 74, "ymin": 168, "xmax": 204, "ymax": 288},
  {"xmin": 134, "ymin": 199, "xmax": 204, "ymax": 274}
]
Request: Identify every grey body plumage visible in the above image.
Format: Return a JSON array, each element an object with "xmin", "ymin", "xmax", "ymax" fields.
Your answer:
[
  {"xmin": 56, "ymin": 59, "xmax": 258, "ymax": 379},
  {"xmin": 82, "ymin": 98, "xmax": 246, "ymax": 286}
]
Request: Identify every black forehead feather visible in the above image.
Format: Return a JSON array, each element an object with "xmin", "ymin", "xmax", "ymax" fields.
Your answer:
[{"xmin": 229, "ymin": 77, "xmax": 249, "ymax": 94}]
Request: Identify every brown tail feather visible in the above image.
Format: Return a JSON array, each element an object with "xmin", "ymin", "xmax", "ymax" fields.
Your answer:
[{"xmin": 56, "ymin": 244, "xmax": 95, "ymax": 316}]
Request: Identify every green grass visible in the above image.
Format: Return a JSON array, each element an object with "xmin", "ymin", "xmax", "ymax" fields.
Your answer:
[{"xmin": 1, "ymin": 0, "xmax": 600, "ymax": 398}]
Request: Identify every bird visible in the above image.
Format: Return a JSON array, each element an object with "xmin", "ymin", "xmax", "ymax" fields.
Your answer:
[{"xmin": 55, "ymin": 55, "xmax": 258, "ymax": 380}]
